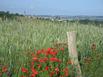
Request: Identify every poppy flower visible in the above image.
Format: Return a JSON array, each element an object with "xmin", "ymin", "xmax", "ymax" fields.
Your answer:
[
  {"xmin": 55, "ymin": 67, "xmax": 59, "ymax": 72},
  {"xmin": 31, "ymin": 52, "xmax": 35, "ymax": 57},
  {"xmin": 55, "ymin": 67, "xmax": 59, "ymax": 74},
  {"xmin": 31, "ymin": 61, "xmax": 34, "ymax": 67},
  {"xmin": 41, "ymin": 49, "xmax": 45, "ymax": 53},
  {"xmin": 2, "ymin": 66, "xmax": 8, "ymax": 72},
  {"xmin": 37, "ymin": 64, "xmax": 41, "ymax": 68},
  {"xmin": 47, "ymin": 48, "xmax": 52, "ymax": 52},
  {"xmin": 31, "ymin": 68, "xmax": 38, "ymax": 75},
  {"xmin": 45, "ymin": 51, "xmax": 50, "ymax": 56},
  {"xmin": 21, "ymin": 67, "xmax": 28, "ymax": 73},
  {"xmin": 63, "ymin": 67, "xmax": 69, "ymax": 77},
  {"xmin": 32, "ymin": 57, "xmax": 38, "ymax": 62},
  {"xmin": 36, "ymin": 50, "xmax": 42, "ymax": 55},
  {"xmin": 49, "ymin": 51, "xmax": 57, "ymax": 56},
  {"xmin": 39, "ymin": 57, "xmax": 48, "ymax": 63},
  {"xmin": 30, "ymin": 73, "xmax": 36, "ymax": 77},
  {"xmin": 45, "ymin": 66, "xmax": 49, "ymax": 71},
  {"xmin": 50, "ymin": 57, "xmax": 61, "ymax": 62},
  {"xmin": 60, "ymin": 48, "xmax": 64, "ymax": 51}
]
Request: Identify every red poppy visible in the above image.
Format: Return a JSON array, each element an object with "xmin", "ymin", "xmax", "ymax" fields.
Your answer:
[
  {"xmin": 63, "ymin": 67, "xmax": 69, "ymax": 77},
  {"xmin": 30, "ymin": 73, "xmax": 36, "ymax": 77},
  {"xmin": 50, "ymin": 57, "xmax": 61, "ymax": 62},
  {"xmin": 31, "ymin": 68, "xmax": 38, "ymax": 75},
  {"xmin": 55, "ymin": 67, "xmax": 59, "ymax": 72},
  {"xmin": 2, "ymin": 66, "xmax": 8, "ymax": 72},
  {"xmin": 21, "ymin": 67, "xmax": 28, "ymax": 73},
  {"xmin": 45, "ymin": 51, "xmax": 49, "ymax": 56},
  {"xmin": 45, "ymin": 66, "xmax": 49, "ymax": 71},
  {"xmin": 37, "ymin": 64, "xmax": 41, "ymax": 69},
  {"xmin": 36, "ymin": 50, "xmax": 42, "ymax": 55},
  {"xmin": 39, "ymin": 57, "xmax": 48, "ymax": 63},
  {"xmin": 31, "ymin": 61, "xmax": 34, "ymax": 67},
  {"xmin": 47, "ymin": 48, "xmax": 52, "ymax": 52},
  {"xmin": 60, "ymin": 48, "xmax": 64, "ymax": 51},
  {"xmin": 32, "ymin": 57, "xmax": 38, "ymax": 62},
  {"xmin": 41, "ymin": 49, "xmax": 45, "ymax": 53},
  {"xmin": 49, "ymin": 51, "xmax": 57, "ymax": 56}
]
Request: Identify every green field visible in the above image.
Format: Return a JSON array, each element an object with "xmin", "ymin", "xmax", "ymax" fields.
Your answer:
[{"xmin": 0, "ymin": 17, "xmax": 103, "ymax": 77}]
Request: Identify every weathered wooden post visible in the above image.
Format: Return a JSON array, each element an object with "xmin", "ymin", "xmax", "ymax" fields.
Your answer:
[{"xmin": 67, "ymin": 31, "xmax": 82, "ymax": 77}]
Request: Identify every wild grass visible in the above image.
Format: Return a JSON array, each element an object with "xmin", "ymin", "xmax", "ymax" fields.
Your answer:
[{"xmin": 0, "ymin": 17, "xmax": 103, "ymax": 77}]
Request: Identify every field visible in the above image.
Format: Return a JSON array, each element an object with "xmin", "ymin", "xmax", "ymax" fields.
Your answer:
[{"xmin": 0, "ymin": 16, "xmax": 103, "ymax": 77}]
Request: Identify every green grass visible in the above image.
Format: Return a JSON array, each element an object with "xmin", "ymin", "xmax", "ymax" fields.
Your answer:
[{"xmin": 0, "ymin": 17, "xmax": 103, "ymax": 77}]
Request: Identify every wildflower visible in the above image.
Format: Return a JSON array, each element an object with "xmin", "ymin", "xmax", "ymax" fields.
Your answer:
[
  {"xmin": 39, "ymin": 57, "xmax": 48, "ymax": 63},
  {"xmin": 31, "ymin": 52, "xmax": 35, "ymax": 57},
  {"xmin": 55, "ymin": 67, "xmax": 59, "ymax": 74},
  {"xmin": 47, "ymin": 48, "xmax": 52, "ymax": 52},
  {"xmin": 37, "ymin": 50, "xmax": 42, "ymax": 55},
  {"xmin": 45, "ymin": 51, "xmax": 50, "ymax": 56},
  {"xmin": 21, "ymin": 67, "xmax": 28, "ymax": 73},
  {"xmin": 41, "ymin": 49, "xmax": 45, "ymax": 53},
  {"xmin": 45, "ymin": 66, "xmax": 49, "ymax": 71},
  {"xmin": 31, "ymin": 61, "xmax": 34, "ymax": 68},
  {"xmin": 45, "ymin": 48, "xmax": 51, "ymax": 56},
  {"xmin": 63, "ymin": 67, "xmax": 69, "ymax": 77},
  {"xmin": 37, "ymin": 64, "xmax": 41, "ymax": 69},
  {"xmin": 2, "ymin": 66, "xmax": 8, "ymax": 72},
  {"xmin": 55, "ymin": 67, "xmax": 59, "ymax": 72},
  {"xmin": 60, "ymin": 48, "xmax": 64, "ymax": 51},
  {"xmin": 50, "ymin": 57, "xmax": 61, "ymax": 62},
  {"xmin": 31, "ymin": 68, "xmax": 38, "ymax": 75},
  {"xmin": 30, "ymin": 73, "xmax": 36, "ymax": 77},
  {"xmin": 32, "ymin": 57, "xmax": 38, "ymax": 62},
  {"xmin": 49, "ymin": 51, "xmax": 57, "ymax": 56}
]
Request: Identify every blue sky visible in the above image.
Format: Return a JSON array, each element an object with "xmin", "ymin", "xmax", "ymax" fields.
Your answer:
[{"xmin": 0, "ymin": 0, "xmax": 103, "ymax": 16}]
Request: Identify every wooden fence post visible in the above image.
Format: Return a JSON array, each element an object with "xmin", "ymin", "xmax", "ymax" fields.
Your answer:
[{"xmin": 67, "ymin": 31, "xmax": 82, "ymax": 77}]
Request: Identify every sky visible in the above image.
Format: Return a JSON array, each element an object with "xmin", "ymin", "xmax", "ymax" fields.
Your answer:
[{"xmin": 0, "ymin": 0, "xmax": 103, "ymax": 16}]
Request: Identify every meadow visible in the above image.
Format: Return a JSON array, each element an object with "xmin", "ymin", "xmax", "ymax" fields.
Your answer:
[{"xmin": 0, "ymin": 16, "xmax": 103, "ymax": 77}]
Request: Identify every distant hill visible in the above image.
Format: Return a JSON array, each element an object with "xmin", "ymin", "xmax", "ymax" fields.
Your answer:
[{"xmin": 34, "ymin": 15, "xmax": 103, "ymax": 21}]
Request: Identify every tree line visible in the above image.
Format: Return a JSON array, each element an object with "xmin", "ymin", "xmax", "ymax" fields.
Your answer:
[{"xmin": 0, "ymin": 11, "xmax": 24, "ymax": 20}]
